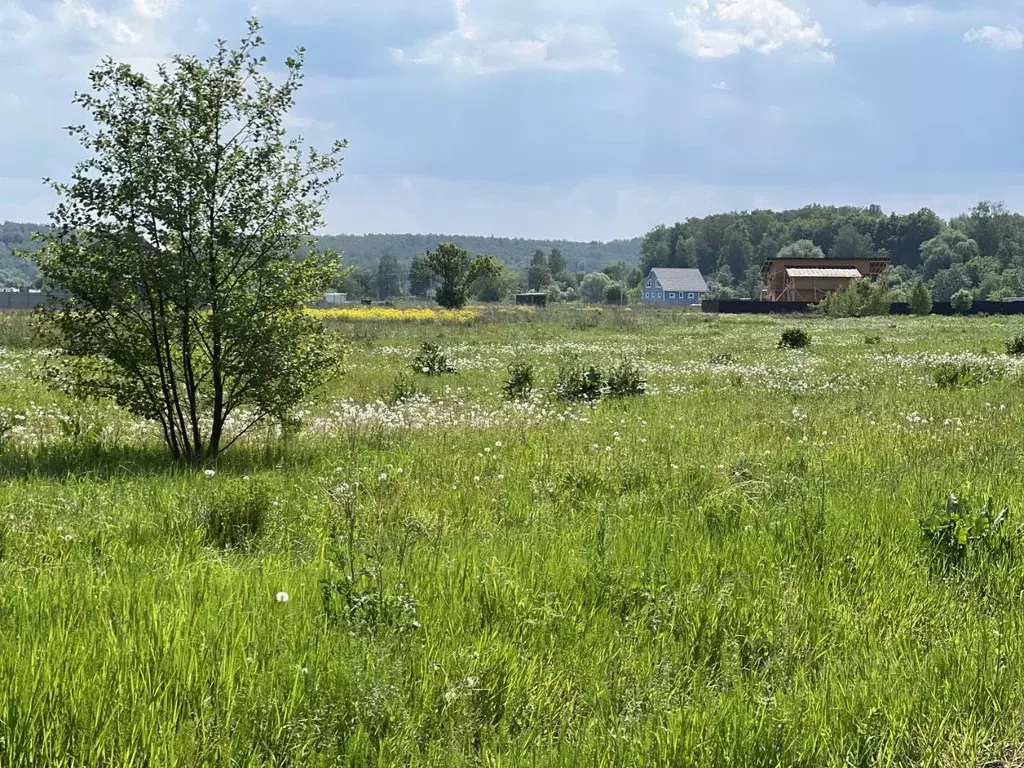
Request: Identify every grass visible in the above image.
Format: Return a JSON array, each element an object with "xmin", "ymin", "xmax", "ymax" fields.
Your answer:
[{"xmin": 4, "ymin": 308, "xmax": 1024, "ymax": 764}]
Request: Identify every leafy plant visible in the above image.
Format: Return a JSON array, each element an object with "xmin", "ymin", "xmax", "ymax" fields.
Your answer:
[
  {"xmin": 1006, "ymin": 336, "xmax": 1024, "ymax": 356},
  {"xmin": 34, "ymin": 19, "xmax": 344, "ymax": 465},
  {"xmin": 502, "ymin": 361, "xmax": 535, "ymax": 401},
  {"xmin": 199, "ymin": 479, "xmax": 270, "ymax": 551},
  {"xmin": 553, "ymin": 359, "xmax": 605, "ymax": 403},
  {"xmin": 864, "ymin": 335, "xmax": 881, "ymax": 345},
  {"xmin": 951, "ymin": 289, "xmax": 974, "ymax": 315},
  {"xmin": 909, "ymin": 281, "xmax": 933, "ymax": 316},
  {"xmin": 423, "ymin": 243, "xmax": 501, "ymax": 310},
  {"xmin": 605, "ymin": 359, "xmax": 646, "ymax": 398},
  {"xmin": 818, "ymin": 277, "xmax": 893, "ymax": 317},
  {"xmin": 389, "ymin": 374, "xmax": 422, "ymax": 404},
  {"xmin": 920, "ymin": 493, "xmax": 1012, "ymax": 570},
  {"xmin": 710, "ymin": 353, "xmax": 734, "ymax": 365},
  {"xmin": 778, "ymin": 328, "xmax": 810, "ymax": 349},
  {"xmin": 412, "ymin": 343, "xmax": 456, "ymax": 376},
  {"xmin": 933, "ymin": 362, "xmax": 1004, "ymax": 389}
]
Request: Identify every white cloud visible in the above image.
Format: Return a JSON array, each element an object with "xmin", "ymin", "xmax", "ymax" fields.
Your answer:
[
  {"xmin": 963, "ymin": 25, "xmax": 1023, "ymax": 51},
  {"xmin": 672, "ymin": 0, "xmax": 833, "ymax": 60},
  {"xmin": 395, "ymin": 0, "xmax": 621, "ymax": 76},
  {"xmin": 711, "ymin": 80, "xmax": 729, "ymax": 89}
]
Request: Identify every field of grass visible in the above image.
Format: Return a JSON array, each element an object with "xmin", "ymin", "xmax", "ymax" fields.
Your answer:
[{"xmin": 5, "ymin": 307, "xmax": 1024, "ymax": 766}]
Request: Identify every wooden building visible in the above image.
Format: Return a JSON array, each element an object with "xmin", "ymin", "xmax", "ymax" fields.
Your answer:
[{"xmin": 760, "ymin": 257, "xmax": 889, "ymax": 302}]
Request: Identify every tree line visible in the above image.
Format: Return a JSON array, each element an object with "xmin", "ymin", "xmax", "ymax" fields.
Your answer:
[{"xmin": 640, "ymin": 202, "xmax": 1024, "ymax": 302}]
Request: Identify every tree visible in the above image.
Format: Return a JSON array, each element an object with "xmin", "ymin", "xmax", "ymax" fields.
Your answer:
[
  {"xmin": 408, "ymin": 256, "xmax": 433, "ymax": 298},
  {"xmin": 951, "ymin": 288, "xmax": 974, "ymax": 315},
  {"xmin": 580, "ymin": 272, "xmax": 613, "ymax": 303},
  {"xmin": 931, "ymin": 265, "xmax": 973, "ymax": 302},
  {"xmin": 424, "ymin": 243, "xmax": 499, "ymax": 309},
  {"xmin": 35, "ymin": 19, "xmax": 345, "ymax": 465},
  {"xmin": 527, "ymin": 249, "xmax": 551, "ymax": 291},
  {"xmin": 818, "ymin": 278, "xmax": 892, "ymax": 317},
  {"xmin": 778, "ymin": 240, "xmax": 825, "ymax": 260},
  {"xmin": 376, "ymin": 254, "xmax": 402, "ymax": 299},
  {"xmin": 548, "ymin": 247, "xmax": 567, "ymax": 278},
  {"xmin": 604, "ymin": 282, "xmax": 627, "ymax": 304},
  {"xmin": 472, "ymin": 263, "xmax": 520, "ymax": 302},
  {"xmin": 830, "ymin": 225, "xmax": 876, "ymax": 260},
  {"xmin": 908, "ymin": 281, "xmax": 933, "ymax": 316}
]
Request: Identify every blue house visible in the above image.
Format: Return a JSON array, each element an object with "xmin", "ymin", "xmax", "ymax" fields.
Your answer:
[{"xmin": 642, "ymin": 268, "xmax": 708, "ymax": 306}]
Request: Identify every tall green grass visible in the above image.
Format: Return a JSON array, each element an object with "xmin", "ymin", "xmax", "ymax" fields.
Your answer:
[{"xmin": 2, "ymin": 310, "xmax": 1024, "ymax": 765}]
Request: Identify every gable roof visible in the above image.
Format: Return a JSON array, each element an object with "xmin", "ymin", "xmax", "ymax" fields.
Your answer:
[
  {"xmin": 649, "ymin": 268, "xmax": 708, "ymax": 293},
  {"xmin": 786, "ymin": 267, "xmax": 863, "ymax": 279}
]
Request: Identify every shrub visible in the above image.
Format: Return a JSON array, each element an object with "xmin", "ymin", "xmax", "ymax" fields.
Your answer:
[
  {"xmin": 951, "ymin": 289, "xmax": 974, "ymax": 315},
  {"xmin": 411, "ymin": 342, "xmax": 456, "ymax": 376},
  {"xmin": 710, "ymin": 353, "xmax": 734, "ymax": 365},
  {"xmin": 909, "ymin": 281, "xmax": 933, "ymax": 316},
  {"xmin": 920, "ymin": 493, "xmax": 1011, "ymax": 571},
  {"xmin": 553, "ymin": 360, "xmax": 605, "ymax": 403},
  {"xmin": 1006, "ymin": 336, "xmax": 1024, "ymax": 356},
  {"xmin": 605, "ymin": 360, "xmax": 646, "ymax": 398},
  {"xmin": 199, "ymin": 479, "xmax": 270, "ymax": 551},
  {"xmin": 933, "ymin": 361, "xmax": 1004, "ymax": 389},
  {"xmin": 604, "ymin": 283, "xmax": 627, "ymax": 305},
  {"xmin": 778, "ymin": 328, "xmax": 810, "ymax": 349},
  {"xmin": 864, "ymin": 335, "xmax": 881, "ymax": 345},
  {"xmin": 389, "ymin": 375, "xmax": 422, "ymax": 404},
  {"xmin": 818, "ymin": 278, "xmax": 893, "ymax": 317},
  {"xmin": 503, "ymin": 361, "xmax": 535, "ymax": 401}
]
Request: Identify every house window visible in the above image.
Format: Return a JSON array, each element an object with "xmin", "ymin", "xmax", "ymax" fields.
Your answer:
[
  {"xmin": 668, "ymin": 292, "xmax": 676, "ymax": 299},
  {"xmin": 647, "ymin": 279, "xmax": 653, "ymax": 287},
  {"xmin": 688, "ymin": 292, "xmax": 695, "ymax": 301}
]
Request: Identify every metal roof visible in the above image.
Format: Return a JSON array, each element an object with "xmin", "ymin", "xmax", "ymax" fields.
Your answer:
[
  {"xmin": 785, "ymin": 268, "xmax": 863, "ymax": 279},
  {"xmin": 649, "ymin": 268, "xmax": 709, "ymax": 293}
]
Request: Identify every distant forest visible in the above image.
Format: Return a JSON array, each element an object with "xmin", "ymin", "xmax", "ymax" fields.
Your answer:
[
  {"xmin": 641, "ymin": 202, "xmax": 1024, "ymax": 302},
  {"xmin": 6, "ymin": 202, "xmax": 1024, "ymax": 304}
]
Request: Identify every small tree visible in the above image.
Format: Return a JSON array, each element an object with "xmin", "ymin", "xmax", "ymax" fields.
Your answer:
[
  {"xmin": 951, "ymin": 289, "xmax": 974, "ymax": 315},
  {"xmin": 909, "ymin": 281, "xmax": 933, "ymax": 316},
  {"xmin": 526, "ymin": 249, "xmax": 552, "ymax": 292},
  {"xmin": 408, "ymin": 256, "xmax": 433, "ymax": 298},
  {"xmin": 376, "ymin": 254, "xmax": 402, "ymax": 300},
  {"xmin": 580, "ymin": 272, "xmax": 613, "ymax": 304},
  {"xmin": 35, "ymin": 20, "xmax": 345, "ymax": 465},
  {"xmin": 818, "ymin": 278, "xmax": 893, "ymax": 317},
  {"xmin": 423, "ymin": 243, "xmax": 499, "ymax": 309}
]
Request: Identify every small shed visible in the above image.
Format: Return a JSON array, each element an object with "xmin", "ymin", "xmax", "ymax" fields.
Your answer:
[
  {"xmin": 323, "ymin": 292, "xmax": 348, "ymax": 306},
  {"xmin": 516, "ymin": 292, "xmax": 548, "ymax": 308}
]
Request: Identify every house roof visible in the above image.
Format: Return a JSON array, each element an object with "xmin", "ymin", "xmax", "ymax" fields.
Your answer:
[
  {"xmin": 785, "ymin": 267, "xmax": 863, "ymax": 279},
  {"xmin": 649, "ymin": 268, "xmax": 708, "ymax": 293}
]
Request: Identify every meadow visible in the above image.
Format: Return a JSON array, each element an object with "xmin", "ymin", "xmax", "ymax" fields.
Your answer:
[{"xmin": 3, "ymin": 306, "xmax": 1024, "ymax": 766}]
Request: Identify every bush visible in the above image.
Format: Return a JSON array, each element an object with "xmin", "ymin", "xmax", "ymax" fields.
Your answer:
[
  {"xmin": 778, "ymin": 329, "xmax": 810, "ymax": 349},
  {"xmin": 933, "ymin": 361, "xmax": 1004, "ymax": 389},
  {"xmin": 605, "ymin": 359, "xmax": 646, "ymax": 398},
  {"xmin": 951, "ymin": 289, "xmax": 974, "ymax": 315},
  {"xmin": 553, "ymin": 360, "xmax": 605, "ymax": 403},
  {"xmin": 710, "ymin": 353, "xmax": 734, "ymax": 365},
  {"xmin": 503, "ymin": 361, "xmax": 535, "ymax": 401},
  {"xmin": 909, "ymin": 281, "xmax": 933, "ymax": 316},
  {"xmin": 920, "ymin": 493, "xmax": 1011, "ymax": 571},
  {"xmin": 412, "ymin": 343, "xmax": 456, "ymax": 376},
  {"xmin": 1006, "ymin": 336, "xmax": 1024, "ymax": 356},
  {"xmin": 604, "ymin": 283, "xmax": 628, "ymax": 305},
  {"xmin": 818, "ymin": 278, "xmax": 893, "ymax": 317},
  {"xmin": 199, "ymin": 479, "xmax": 269, "ymax": 551},
  {"xmin": 389, "ymin": 375, "xmax": 422, "ymax": 404}
]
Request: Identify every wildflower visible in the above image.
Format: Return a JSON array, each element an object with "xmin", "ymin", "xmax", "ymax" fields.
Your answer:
[
  {"xmin": 275, "ymin": 592, "xmax": 290, "ymax": 603},
  {"xmin": 379, "ymin": 472, "xmax": 388, "ymax": 482},
  {"xmin": 473, "ymin": 476, "xmax": 480, "ymax": 483},
  {"xmin": 497, "ymin": 474, "xmax": 505, "ymax": 481},
  {"xmin": 203, "ymin": 469, "xmax": 216, "ymax": 479},
  {"xmin": 495, "ymin": 441, "xmax": 503, "ymax": 448}
]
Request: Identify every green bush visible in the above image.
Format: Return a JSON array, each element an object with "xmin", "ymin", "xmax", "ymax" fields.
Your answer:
[
  {"xmin": 412, "ymin": 343, "xmax": 456, "ymax": 376},
  {"xmin": 778, "ymin": 328, "xmax": 810, "ymax": 349},
  {"xmin": 1006, "ymin": 336, "xmax": 1024, "ymax": 356},
  {"xmin": 553, "ymin": 360, "xmax": 605, "ymax": 403},
  {"xmin": 605, "ymin": 360, "xmax": 646, "ymax": 398},
  {"xmin": 909, "ymin": 282, "xmax": 933, "ymax": 316},
  {"xmin": 502, "ymin": 361, "xmax": 535, "ymax": 401},
  {"xmin": 950, "ymin": 289, "xmax": 974, "ymax": 315},
  {"xmin": 933, "ymin": 361, "xmax": 1004, "ymax": 389},
  {"xmin": 818, "ymin": 277, "xmax": 893, "ymax": 317},
  {"xmin": 920, "ymin": 493, "xmax": 1011, "ymax": 571}
]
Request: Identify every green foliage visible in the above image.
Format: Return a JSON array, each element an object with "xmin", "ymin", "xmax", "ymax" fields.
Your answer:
[
  {"xmin": 424, "ymin": 243, "xmax": 500, "ymax": 309},
  {"xmin": 388, "ymin": 374, "xmax": 422, "ymax": 404},
  {"xmin": 502, "ymin": 361, "xmax": 534, "ymax": 401},
  {"xmin": 604, "ymin": 359, "xmax": 646, "ymax": 398},
  {"xmin": 909, "ymin": 281, "xmax": 933, "ymax": 315},
  {"xmin": 199, "ymin": 478, "xmax": 269, "ymax": 551},
  {"xmin": 603, "ymin": 282, "xmax": 627, "ymax": 304},
  {"xmin": 778, "ymin": 239, "xmax": 825, "ymax": 260},
  {"xmin": 920, "ymin": 493, "xmax": 1011, "ymax": 571},
  {"xmin": 407, "ymin": 256, "xmax": 433, "ymax": 298},
  {"xmin": 375, "ymin": 254, "xmax": 403, "ymax": 299},
  {"xmin": 933, "ymin": 361, "xmax": 1004, "ymax": 389},
  {"xmin": 34, "ymin": 20, "xmax": 344, "ymax": 465},
  {"xmin": 1006, "ymin": 336, "xmax": 1024, "ymax": 356},
  {"xmin": 951, "ymin": 289, "xmax": 974, "ymax": 315},
  {"xmin": 471, "ymin": 262, "xmax": 520, "ymax": 303},
  {"xmin": 553, "ymin": 359, "xmax": 605, "ymax": 403},
  {"xmin": 580, "ymin": 272, "xmax": 613, "ymax": 304},
  {"xmin": 778, "ymin": 328, "xmax": 811, "ymax": 349},
  {"xmin": 818, "ymin": 278, "xmax": 893, "ymax": 317},
  {"xmin": 411, "ymin": 343, "xmax": 456, "ymax": 376}
]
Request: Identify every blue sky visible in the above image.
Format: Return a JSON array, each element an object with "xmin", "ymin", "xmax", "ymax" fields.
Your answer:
[{"xmin": 0, "ymin": 0, "xmax": 1022, "ymax": 240}]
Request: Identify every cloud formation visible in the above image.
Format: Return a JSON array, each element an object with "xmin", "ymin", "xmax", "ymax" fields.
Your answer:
[
  {"xmin": 963, "ymin": 25, "xmax": 1023, "ymax": 51},
  {"xmin": 672, "ymin": 0, "xmax": 833, "ymax": 60}
]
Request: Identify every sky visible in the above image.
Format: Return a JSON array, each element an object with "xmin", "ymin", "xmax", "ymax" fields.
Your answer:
[{"xmin": 0, "ymin": 0, "xmax": 1022, "ymax": 241}]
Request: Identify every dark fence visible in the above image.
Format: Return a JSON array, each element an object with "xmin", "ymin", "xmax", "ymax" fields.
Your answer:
[
  {"xmin": 703, "ymin": 299, "xmax": 1024, "ymax": 317},
  {"xmin": 0, "ymin": 292, "xmax": 51, "ymax": 310}
]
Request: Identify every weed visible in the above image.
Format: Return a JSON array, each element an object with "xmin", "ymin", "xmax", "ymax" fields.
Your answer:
[
  {"xmin": 605, "ymin": 359, "xmax": 646, "ymax": 398},
  {"xmin": 920, "ymin": 493, "xmax": 1012, "ymax": 570},
  {"xmin": 710, "ymin": 353, "xmax": 734, "ymax": 365},
  {"xmin": 1006, "ymin": 336, "xmax": 1024, "ymax": 356},
  {"xmin": 933, "ymin": 362, "xmax": 1004, "ymax": 389},
  {"xmin": 553, "ymin": 359, "xmax": 605, "ymax": 403},
  {"xmin": 412, "ymin": 342, "xmax": 456, "ymax": 376},
  {"xmin": 502, "ymin": 361, "xmax": 534, "ymax": 401},
  {"xmin": 778, "ymin": 328, "xmax": 810, "ymax": 349},
  {"xmin": 389, "ymin": 374, "xmax": 422, "ymax": 404},
  {"xmin": 865, "ymin": 335, "xmax": 881, "ymax": 345}
]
